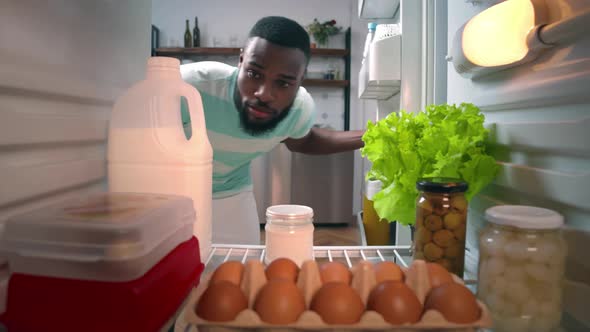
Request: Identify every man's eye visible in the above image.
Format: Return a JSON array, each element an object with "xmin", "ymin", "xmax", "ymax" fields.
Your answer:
[
  {"xmin": 278, "ymin": 81, "xmax": 291, "ymax": 88},
  {"xmin": 247, "ymin": 70, "xmax": 261, "ymax": 79}
]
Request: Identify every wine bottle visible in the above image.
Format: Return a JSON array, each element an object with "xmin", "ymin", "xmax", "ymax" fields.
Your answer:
[
  {"xmin": 184, "ymin": 19, "xmax": 192, "ymax": 48},
  {"xmin": 193, "ymin": 17, "xmax": 200, "ymax": 47}
]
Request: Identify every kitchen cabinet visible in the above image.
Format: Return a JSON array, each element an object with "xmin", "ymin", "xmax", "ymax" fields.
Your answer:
[{"xmin": 154, "ymin": 28, "xmax": 352, "ymax": 130}]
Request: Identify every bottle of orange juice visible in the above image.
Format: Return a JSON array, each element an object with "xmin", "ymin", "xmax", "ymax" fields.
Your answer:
[{"xmin": 362, "ymin": 179, "xmax": 390, "ymax": 245}]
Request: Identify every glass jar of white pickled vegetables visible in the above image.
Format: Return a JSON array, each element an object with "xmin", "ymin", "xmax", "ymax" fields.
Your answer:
[{"xmin": 478, "ymin": 205, "xmax": 566, "ymax": 332}]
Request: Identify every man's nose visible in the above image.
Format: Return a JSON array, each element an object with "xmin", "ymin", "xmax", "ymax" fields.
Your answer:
[{"xmin": 253, "ymin": 82, "xmax": 274, "ymax": 103}]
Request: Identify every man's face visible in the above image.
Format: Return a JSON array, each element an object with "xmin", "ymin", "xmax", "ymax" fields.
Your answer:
[{"xmin": 234, "ymin": 37, "xmax": 307, "ymax": 136}]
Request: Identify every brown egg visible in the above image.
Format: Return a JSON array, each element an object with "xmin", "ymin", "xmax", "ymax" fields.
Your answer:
[
  {"xmin": 265, "ymin": 257, "xmax": 299, "ymax": 282},
  {"xmin": 209, "ymin": 260, "xmax": 244, "ymax": 286},
  {"xmin": 426, "ymin": 262, "xmax": 454, "ymax": 288},
  {"xmin": 253, "ymin": 279, "xmax": 306, "ymax": 324},
  {"xmin": 425, "ymin": 282, "xmax": 481, "ymax": 323},
  {"xmin": 319, "ymin": 261, "xmax": 351, "ymax": 284},
  {"xmin": 195, "ymin": 281, "xmax": 248, "ymax": 322},
  {"xmin": 310, "ymin": 282, "xmax": 365, "ymax": 324},
  {"xmin": 367, "ymin": 281, "xmax": 422, "ymax": 325},
  {"xmin": 373, "ymin": 261, "xmax": 404, "ymax": 283}
]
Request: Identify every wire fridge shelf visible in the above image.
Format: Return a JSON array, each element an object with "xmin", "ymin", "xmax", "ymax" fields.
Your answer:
[{"xmin": 203, "ymin": 244, "xmax": 477, "ymax": 285}]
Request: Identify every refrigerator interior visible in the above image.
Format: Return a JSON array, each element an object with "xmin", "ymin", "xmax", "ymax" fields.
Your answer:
[
  {"xmin": 1, "ymin": 0, "xmax": 589, "ymax": 330},
  {"xmin": 0, "ymin": 1, "xmax": 150, "ymax": 224},
  {"xmin": 445, "ymin": 0, "xmax": 590, "ymax": 276}
]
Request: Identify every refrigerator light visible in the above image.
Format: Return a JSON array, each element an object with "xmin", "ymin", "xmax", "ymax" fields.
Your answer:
[{"xmin": 447, "ymin": 0, "xmax": 590, "ymax": 79}]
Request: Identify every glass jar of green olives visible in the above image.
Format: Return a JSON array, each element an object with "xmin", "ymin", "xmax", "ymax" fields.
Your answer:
[{"xmin": 413, "ymin": 178, "xmax": 468, "ymax": 277}]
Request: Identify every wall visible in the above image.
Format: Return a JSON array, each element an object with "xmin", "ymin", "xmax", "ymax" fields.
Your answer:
[
  {"xmin": 446, "ymin": 0, "xmax": 590, "ymax": 278},
  {"xmin": 0, "ymin": 1, "xmax": 151, "ymax": 223}
]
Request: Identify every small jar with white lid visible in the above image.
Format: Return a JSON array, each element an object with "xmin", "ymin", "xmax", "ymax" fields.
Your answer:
[
  {"xmin": 477, "ymin": 205, "xmax": 567, "ymax": 332},
  {"xmin": 264, "ymin": 205, "xmax": 314, "ymax": 267}
]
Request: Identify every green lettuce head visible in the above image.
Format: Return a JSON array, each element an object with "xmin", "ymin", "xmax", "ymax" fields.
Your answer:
[{"xmin": 361, "ymin": 103, "xmax": 499, "ymax": 225}]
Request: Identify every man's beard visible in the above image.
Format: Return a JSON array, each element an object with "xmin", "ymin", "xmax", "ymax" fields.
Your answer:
[{"xmin": 234, "ymin": 87, "xmax": 292, "ymax": 136}]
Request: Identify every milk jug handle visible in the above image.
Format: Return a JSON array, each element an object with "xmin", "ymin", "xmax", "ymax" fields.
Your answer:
[{"xmin": 180, "ymin": 83, "xmax": 207, "ymax": 136}]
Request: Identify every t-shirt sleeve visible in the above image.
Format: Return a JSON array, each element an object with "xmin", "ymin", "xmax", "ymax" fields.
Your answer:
[{"xmin": 288, "ymin": 87, "xmax": 316, "ymax": 139}]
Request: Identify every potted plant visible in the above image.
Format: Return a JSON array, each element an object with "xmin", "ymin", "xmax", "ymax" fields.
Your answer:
[{"xmin": 306, "ymin": 18, "xmax": 342, "ymax": 48}]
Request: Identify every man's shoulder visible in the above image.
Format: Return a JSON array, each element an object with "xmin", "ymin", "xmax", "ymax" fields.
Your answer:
[
  {"xmin": 181, "ymin": 61, "xmax": 237, "ymax": 99},
  {"xmin": 180, "ymin": 61, "xmax": 236, "ymax": 83},
  {"xmin": 293, "ymin": 86, "xmax": 314, "ymax": 113}
]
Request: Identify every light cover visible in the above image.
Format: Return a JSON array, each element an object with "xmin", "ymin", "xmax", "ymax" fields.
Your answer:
[{"xmin": 462, "ymin": 0, "xmax": 535, "ymax": 67}]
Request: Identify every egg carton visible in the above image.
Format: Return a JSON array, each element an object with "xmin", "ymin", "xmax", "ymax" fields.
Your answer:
[{"xmin": 183, "ymin": 259, "xmax": 492, "ymax": 331}]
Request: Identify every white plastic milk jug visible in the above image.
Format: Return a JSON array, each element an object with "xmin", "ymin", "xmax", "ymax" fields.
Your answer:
[{"xmin": 108, "ymin": 57, "xmax": 212, "ymax": 261}]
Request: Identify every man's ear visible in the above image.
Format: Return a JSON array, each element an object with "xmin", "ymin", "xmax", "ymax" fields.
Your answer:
[{"xmin": 238, "ymin": 50, "xmax": 244, "ymax": 66}]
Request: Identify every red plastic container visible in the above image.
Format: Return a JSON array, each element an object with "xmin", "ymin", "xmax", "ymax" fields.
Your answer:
[{"xmin": 0, "ymin": 237, "xmax": 203, "ymax": 332}]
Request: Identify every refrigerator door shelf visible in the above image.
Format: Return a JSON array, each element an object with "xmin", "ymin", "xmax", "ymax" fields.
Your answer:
[
  {"xmin": 359, "ymin": 33, "xmax": 401, "ymax": 100},
  {"xmin": 358, "ymin": 0, "xmax": 400, "ymax": 19}
]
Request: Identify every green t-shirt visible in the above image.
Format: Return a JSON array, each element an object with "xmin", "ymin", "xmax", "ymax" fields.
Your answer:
[{"xmin": 180, "ymin": 61, "xmax": 316, "ymax": 198}]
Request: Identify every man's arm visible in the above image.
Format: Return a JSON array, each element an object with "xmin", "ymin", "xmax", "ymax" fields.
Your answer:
[{"xmin": 283, "ymin": 127, "xmax": 365, "ymax": 154}]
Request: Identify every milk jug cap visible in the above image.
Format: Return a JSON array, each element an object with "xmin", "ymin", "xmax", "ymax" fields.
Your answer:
[{"xmin": 147, "ymin": 57, "xmax": 180, "ymax": 70}]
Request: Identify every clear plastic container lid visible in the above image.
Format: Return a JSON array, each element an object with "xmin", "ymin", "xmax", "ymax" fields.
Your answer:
[{"xmin": 0, "ymin": 192, "xmax": 195, "ymax": 263}]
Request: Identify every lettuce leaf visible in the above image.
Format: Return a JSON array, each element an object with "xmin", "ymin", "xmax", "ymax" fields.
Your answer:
[{"xmin": 361, "ymin": 103, "xmax": 499, "ymax": 225}]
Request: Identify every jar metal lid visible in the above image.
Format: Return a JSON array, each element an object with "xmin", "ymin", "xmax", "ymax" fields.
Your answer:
[
  {"xmin": 266, "ymin": 205, "xmax": 314, "ymax": 225},
  {"xmin": 416, "ymin": 178, "xmax": 468, "ymax": 193},
  {"xmin": 485, "ymin": 205, "xmax": 564, "ymax": 230}
]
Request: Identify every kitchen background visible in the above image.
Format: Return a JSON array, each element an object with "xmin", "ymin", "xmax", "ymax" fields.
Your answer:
[{"xmin": 152, "ymin": 0, "xmax": 399, "ymax": 228}]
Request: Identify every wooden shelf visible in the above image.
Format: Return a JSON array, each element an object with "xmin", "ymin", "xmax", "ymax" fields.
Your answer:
[
  {"xmin": 155, "ymin": 47, "xmax": 240, "ymax": 56},
  {"xmin": 310, "ymin": 48, "xmax": 349, "ymax": 57},
  {"xmin": 155, "ymin": 47, "xmax": 348, "ymax": 57},
  {"xmin": 302, "ymin": 79, "xmax": 349, "ymax": 87}
]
